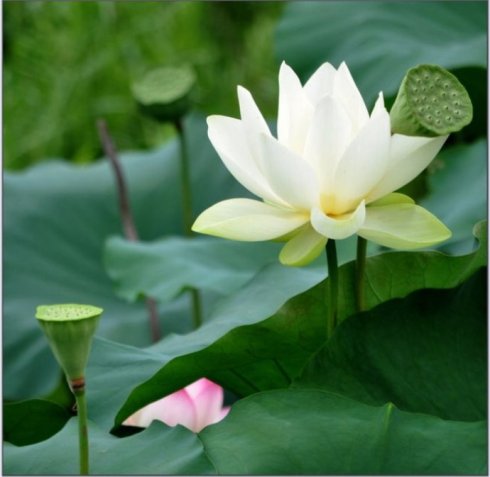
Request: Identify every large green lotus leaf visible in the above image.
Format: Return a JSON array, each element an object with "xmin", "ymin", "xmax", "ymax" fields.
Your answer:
[
  {"xmin": 89, "ymin": 264, "xmax": 324, "ymax": 430},
  {"xmin": 200, "ymin": 389, "xmax": 487, "ymax": 475},
  {"xmin": 3, "ymin": 114, "xmax": 249, "ymax": 400},
  {"xmin": 112, "ymin": 223, "xmax": 485, "ymax": 427},
  {"xmin": 297, "ymin": 268, "xmax": 486, "ymax": 422},
  {"xmin": 7, "ymin": 277, "xmax": 486, "ymax": 475},
  {"xmin": 4, "ymin": 419, "xmax": 215, "ymax": 475},
  {"xmin": 422, "ymin": 139, "xmax": 487, "ymax": 254},
  {"xmin": 104, "ymin": 236, "xmax": 280, "ymax": 303},
  {"xmin": 17, "ymin": 225, "xmax": 481, "ymax": 435},
  {"xmin": 276, "ymin": 2, "xmax": 486, "ymax": 102},
  {"xmin": 4, "ymin": 399, "xmax": 72, "ymax": 446}
]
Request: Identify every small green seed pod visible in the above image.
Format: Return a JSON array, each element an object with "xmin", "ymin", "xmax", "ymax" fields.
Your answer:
[
  {"xmin": 132, "ymin": 65, "xmax": 196, "ymax": 123},
  {"xmin": 36, "ymin": 304, "xmax": 103, "ymax": 385},
  {"xmin": 390, "ymin": 64, "xmax": 473, "ymax": 137}
]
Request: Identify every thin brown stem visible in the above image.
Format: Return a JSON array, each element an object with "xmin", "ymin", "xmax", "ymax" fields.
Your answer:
[
  {"xmin": 97, "ymin": 120, "xmax": 138, "ymax": 242},
  {"xmin": 97, "ymin": 119, "xmax": 161, "ymax": 342}
]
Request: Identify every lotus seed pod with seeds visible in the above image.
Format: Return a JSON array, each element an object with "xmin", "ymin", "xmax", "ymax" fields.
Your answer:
[
  {"xmin": 132, "ymin": 66, "xmax": 196, "ymax": 123},
  {"xmin": 390, "ymin": 64, "xmax": 473, "ymax": 137},
  {"xmin": 36, "ymin": 304, "xmax": 103, "ymax": 383}
]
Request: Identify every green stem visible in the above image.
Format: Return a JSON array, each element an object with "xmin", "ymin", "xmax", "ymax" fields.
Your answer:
[
  {"xmin": 174, "ymin": 118, "xmax": 203, "ymax": 330},
  {"xmin": 74, "ymin": 385, "xmax": 89, "ymax": 475},
  {"xmin": 356, "ymin": 236, "xmax": 367, "ymax": 313},
  {"xmin": 326, "ymin": 240, "xmax": 339, "ymax": 340},
  {"xmin": 175, "ymin": 119, "xmax": 193, "ymax": 236}
]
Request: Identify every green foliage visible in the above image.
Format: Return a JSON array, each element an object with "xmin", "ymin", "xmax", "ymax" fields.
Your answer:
[
  {"xmin": 104, "ymin": 236, "xmax": 280, "ymax": 304},
  {"xmin": 201, "ymin": 390, "xmax": 486, "ymax": 475},
  {"xmin": 4, "ymin": 420, "xmax": 215, "ymax": 475},
  {"xmin": 4, "ymin": 2, "xmax": 283, "ymax": 170},
  {"xmin": 3, "ymin": 114, "xmax": 251, "ymax": 399},
  {"xmin": 297, "ymin": 269, "xmax": 487, "ymax": 421},
  {"xmin": 422, "ymin": 139, "xmax": 487, "ymax": 253},
  {"xmin": 4, "ymin": 400, "xmax": 71, "ymax": 446},
  {"xmin": 113, "ymin": 223, "xmax": 486, "ymax": 427},
  {"xmin": 5, "ymin": 274, "xmax": 487, "ymax": 474}
]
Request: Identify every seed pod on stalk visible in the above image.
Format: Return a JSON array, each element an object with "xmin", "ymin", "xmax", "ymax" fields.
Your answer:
[{"xmin": 36, "ymin": 303, "xmax": 103, "ymax": 474}]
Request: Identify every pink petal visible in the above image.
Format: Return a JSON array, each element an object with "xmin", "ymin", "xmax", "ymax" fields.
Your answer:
[
  {"xmin": 156, "ymin": 389, "xmax": 198, "ymax": 432},
  {"xmin": 123, "ymin": 379, "xmax": 230, "ymax": 433},
  {"xmin": 185, "ymin": 378, "xmax": 226, "ymax": 432},
  {"xmin": 214, "ymin": 406, "xmax": 231, "ymax": 424},
  {"xmin": 128, "ymin": 389, "xmax": 198, "ymax": 432},
  {"xmin": 185, "ymin": 378, "xmax": 215, "ymax": 400}
]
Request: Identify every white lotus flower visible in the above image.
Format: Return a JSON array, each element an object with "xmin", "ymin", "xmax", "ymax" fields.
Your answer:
[{"xmin": 193, "ymin": 62, "xmax": 451, "ymax": 266}]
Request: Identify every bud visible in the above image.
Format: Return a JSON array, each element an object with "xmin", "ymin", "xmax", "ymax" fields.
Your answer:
[
  {"xmin": 132, "ymin": 65, "xmax": 196, "ymax": 123},
  {"xmin": 390, "ymin": 64, "xmax": 472, "ymax": 137},
  {"xmin": 35, "ymin": 304, "xmax": 103, "ymax": 385}
]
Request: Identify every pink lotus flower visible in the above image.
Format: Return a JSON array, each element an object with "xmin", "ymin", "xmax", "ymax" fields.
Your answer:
[{"xmin": 123, "ymin": 378, "xmax": 230, "ymax": 433}]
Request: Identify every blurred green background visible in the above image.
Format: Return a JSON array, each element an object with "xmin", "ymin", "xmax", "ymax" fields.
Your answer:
[
  {"xmin": 4, "ymin": 1, "xmax": 283, "ymax": 170},
  {"xmin": 4, "ymin": 2, "xmax": 485, "ymax": 170}
]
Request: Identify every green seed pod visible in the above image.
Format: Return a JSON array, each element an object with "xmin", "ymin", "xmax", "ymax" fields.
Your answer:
[
  {"xmin": 132, "ymin": 65, "xmax": 196, "ymax": 123},
  {"xmin": 390, "ymin": 64, "xmax": 473, "ymax": 137},
  {"xmin": 36, "ymin": 304, "xmax": 103, "ymax": 384}
]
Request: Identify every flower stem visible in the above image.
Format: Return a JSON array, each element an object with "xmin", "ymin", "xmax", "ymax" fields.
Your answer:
[
  {"xmin": 326, "ymin": 240, "xmax": 339, "ymax": 340},
  {"xmin": 174, "ymin": 118, "xmax": 193, "ymax": 236},
  {"xmin": 72, "ymin": 380, "xmax": 89, "ymax": 475},
  {"xmin": 174, "ymin": 118, "xmax": 203, "ymax": 330},
  {"xmin": 355, "ymin": 236, "xmax": 367, "ymax": 313}
]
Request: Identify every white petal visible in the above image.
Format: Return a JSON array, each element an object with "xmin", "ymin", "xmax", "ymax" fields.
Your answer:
[
  {"xmin": 330, "ymin": 108, "xmax": 390, "ymax": 214},
  {"xmin": 258, "ymin": 134, "xmax": 320, "ymax": 211},
  {"xmin": 333, "ymin": 62, "xmax": 369, "ymax": 134},
  {"xmin": 192, "ymin": 198, "xmax": 309, "ymax": 241},
  {"xmin": 207, "ymin": 115, "xmax": 281, "ymax": 204},
  {"xmin": 371, "ymin": 92, "xmax": 385, "ymax": 117},
  {"xmin": 304, "ymin": 95, "xmax": 352, "ymax": 191},
  {"xmin": 304, "ymin": 62, "xmax": 336, "ymax": 105},
  {"xmin": 279, "ymin": 225, "xmax": 327, "ymax": 267},
  {"xmin": 359, "ymin": 203, "xmax": 451, "ymax": 249},
  {"xmin": 237, "ymin": 86, "xmax": 271, "ymax": 135},
  {"xmin": 277, "ymin": 62, "xmax": 314, "ymax": 154},
  {"xmin": 311, "ymin": 200, "xmax": 366, "ymax": 240},
  {"xmin": 366, "ymin": 134, "xmax": 448, "ymax": 203},
  {"xmin": 237, "ymin": 86, "xmax": 271, "ymax": 159}
]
